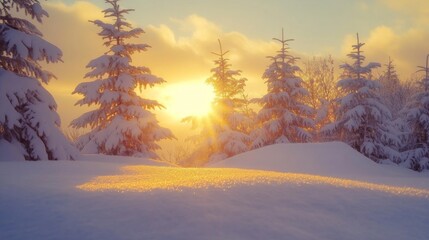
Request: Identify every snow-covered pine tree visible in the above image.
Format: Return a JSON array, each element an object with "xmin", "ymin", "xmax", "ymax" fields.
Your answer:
[
  {"xmin": 71, "ymin": 0, "xmax": 173, "ymax": 159},
  {"xmin": 0, "ymin": 0, "xmax": 78, "ymax": 160},
  {"xmin": 184, "ymin": 40, "xmax": 251, "ymax": 164},
  {"xmin": 252, "ymin": 30, "xmax": 314, "ymax": 148},
  {"xmin": 322, "ymin": 34, "xmax": 400, "ymax": 163},
  {"xmin": 378, "ymin": 57, "xmax": 408, "ymax": 119},
  {"xmin": 400, "ymin": 54, "xmax": 429, "ymax": 171}
]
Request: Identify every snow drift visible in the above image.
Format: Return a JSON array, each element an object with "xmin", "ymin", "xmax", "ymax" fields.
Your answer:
[{"xmin": 211, "ymin": 142, "xmax": 429, "ymax": 189}]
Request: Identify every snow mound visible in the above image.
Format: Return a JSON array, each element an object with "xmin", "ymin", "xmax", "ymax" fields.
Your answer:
[{"xmin": 211, "ymin": 142, "xmax": 429, "ymax": 189}]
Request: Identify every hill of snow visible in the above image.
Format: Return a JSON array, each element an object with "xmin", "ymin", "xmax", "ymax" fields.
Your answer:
[
  {"xmin": 211, "ymin": 142, "xmax": 429, "ymax": 189},
  {"xmin": 1, "ymin": 143, "xmax": 428, "ymax": 240}
]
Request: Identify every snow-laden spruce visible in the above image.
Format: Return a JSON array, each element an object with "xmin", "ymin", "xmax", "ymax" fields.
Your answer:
[
  {"xmin": 71, "ymin": 0, "xmax": 173, "ymax": 158},
  {"xmin": 322, "ymin": 34, "xmax": 400, "ymax": 163},
  {"xmin": 252, "ymin": 30, "xmax": 314, "ymax": 148},
  {"xmin": 0, "ymin": 0, "xmax": 78, "ymax": 160},
  {"xmin": 378, "ymin": 58, "xmax": 410, "ymax": 119},
  {"xmin": 184, "ymin": 40, "xmax": 251, "ymax": 165},
  {"xmin": 400, "ymin": 55, "xmax": 429, "ymax": 171}
]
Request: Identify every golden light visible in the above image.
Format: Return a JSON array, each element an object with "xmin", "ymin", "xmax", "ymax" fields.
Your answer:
[
  {"xmin": 77, "ymin": 165, "xmax": 429, "ymax": 198},
  {"xmin": 161, "ymin": 80, "xmax": 215, "ymax": 119}
]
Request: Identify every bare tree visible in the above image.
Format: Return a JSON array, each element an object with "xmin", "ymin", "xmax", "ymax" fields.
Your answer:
[
  {"xmin": 300, "ymin": 55, "xmax": 339, "ymax": 140},
  {"xmin": 158, "ymin": 140, "xmax": 195, "ymax": 166}
]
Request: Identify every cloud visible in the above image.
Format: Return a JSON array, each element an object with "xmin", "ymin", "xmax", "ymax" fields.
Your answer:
[
  {"xmin": 41, "ymin": 1, "xmax": 105, "ymax": 88},
  {"xmin": 141, "ymin": 15, "xmax": 280, "ymax": 96},
  {"xmin": 378, "ymin": 0, "xmax": 429, "ymax": 25},
  {"xmin": 357, "ymin": 1, "xmax": 369, "ymax": 12},
  {"xmin": 47, "ymin": 1, "xmax": 104, "ymax": 21}
]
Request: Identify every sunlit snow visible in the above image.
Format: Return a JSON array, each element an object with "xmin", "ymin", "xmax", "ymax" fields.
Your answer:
[{"xmin": 77, "ymin": 165, "xmax": 429, "ymax": 198}]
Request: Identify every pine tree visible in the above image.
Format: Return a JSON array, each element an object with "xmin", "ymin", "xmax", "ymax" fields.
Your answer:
[
  {"xmin": 252, "ymin": 30, "xmax": 314, "ymax": 148},
  {"xmin": 184, "ymin": 40, "xmax": 250, "ymax": 164},
  {"xmin": 322, "ymin": 34, "xmax": 400, "ymax": 163},
  {"xmin": 0, "ymin": 0, "xmax": 78, "ymax": 160},
  {"xmin": 380, "ymin": 57, "xmax": 400, "ymax": 90},
  {"xmin": 401, "ymin": 54, "xmax": 429, "ymax": 171},
  {"xmin": 71, "ymin": 0, "xmax": 173, "ymax": 159},
  {"xmin": 378, "ymin": 57, "xmax": 408, "ymax": 119}
]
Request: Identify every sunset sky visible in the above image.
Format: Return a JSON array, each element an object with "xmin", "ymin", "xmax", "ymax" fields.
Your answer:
[{"xmin": 36, "ymin": 0, "xmax": 429, "ymax": 139}]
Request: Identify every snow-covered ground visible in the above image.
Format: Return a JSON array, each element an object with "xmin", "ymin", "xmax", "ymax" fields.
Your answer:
[
  {"xmin": 1, "ymin": 142, "xmax": 428, "ymax": 240},
  {"xmin": 212, "ymin": 142, "xmax": 429, "ymax": 189}
]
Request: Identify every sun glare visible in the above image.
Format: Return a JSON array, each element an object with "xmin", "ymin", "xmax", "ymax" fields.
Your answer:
[{"xmin": 162, "ymin": 81, "xmax": 215, "ymax": 119}]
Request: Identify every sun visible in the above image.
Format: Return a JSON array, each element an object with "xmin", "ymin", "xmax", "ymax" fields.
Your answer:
[{"xmin": 161, "ymin": 80, "xmax": 215, "ymax": 119}]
